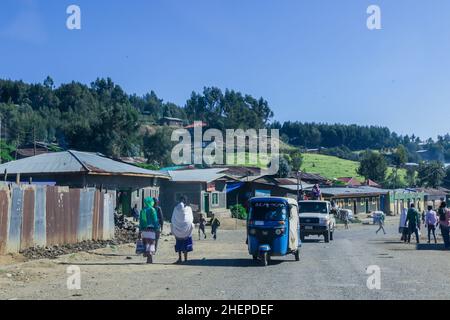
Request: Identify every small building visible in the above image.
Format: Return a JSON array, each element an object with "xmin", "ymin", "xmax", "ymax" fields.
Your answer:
[
  {"xmin": 289, "ymin": 172, "xmax": 331, "ymax": 185},
  {"xmin": 386, "ymin": 189, "xmax": 426, "ymax": 215},
  {"xmin": 413, "ymin": 188, "xmax": 449, "ymax": 209},
  {"xmin": 159, "ymin": 117, "xmax": 184, "ymax": 127},
  {"xmin": 0, "ymin": 150, "xmax": 170, "ymax": 215},
  {"xmin": 226, "ymin": 175, "xmax": 314, "ymax": 208},
  {"xmin": 160, "ymin": 168, "xmax": 237, "ymax": 220},
  {"xmin": 321, "ymin": 186, "xmax": 390, "ymax": 214}
]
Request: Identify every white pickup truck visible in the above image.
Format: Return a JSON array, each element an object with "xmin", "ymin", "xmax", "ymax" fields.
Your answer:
[{"xmin": 298, "ymin": 200, "xmax": 336, "ymax": 243}]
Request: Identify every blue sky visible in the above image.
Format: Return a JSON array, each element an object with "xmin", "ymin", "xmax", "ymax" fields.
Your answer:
[{"xmin": 1, "ymin": 0, "xmax": 450, "ymax": 139}]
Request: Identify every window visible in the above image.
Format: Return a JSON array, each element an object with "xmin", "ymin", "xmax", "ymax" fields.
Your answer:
[
  {"xmin": 212, "ymin": 192, "xmax": 219, "ymax": 206},
  {"xmin": 360, "ymin": 198, "xmax": 365, "ymax": 205},
  {"xmin": 372, "ymin": 197, "xmax": 376, "ymax": 205},
  {"xmin": 347, "ymin": 199, "xmax": 352, "ymax": 206}
]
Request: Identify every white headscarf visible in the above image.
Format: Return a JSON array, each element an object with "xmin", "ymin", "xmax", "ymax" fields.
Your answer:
[
  {"xmin": 171, "ymin": 202, "xmax": 194, "ymax": 239},
  {"xmin": 400, "ymin": 208, "xmax": 408, "ymax": 227}
]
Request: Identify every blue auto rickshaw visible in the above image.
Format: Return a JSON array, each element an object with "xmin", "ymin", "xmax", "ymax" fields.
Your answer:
[{"xmin": 247, "ymin": 197, "xmax": 301, "ymax": 266}]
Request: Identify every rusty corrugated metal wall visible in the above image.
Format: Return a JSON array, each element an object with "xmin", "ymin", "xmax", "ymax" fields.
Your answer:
[{"xmin": 0, "ymin": 184, "xmax": 116, "ymax": 254}]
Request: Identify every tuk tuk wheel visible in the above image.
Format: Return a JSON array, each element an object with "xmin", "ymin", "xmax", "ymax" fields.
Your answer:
[
  {"xmin": 260, "ymin": 252, "xmax": 269, "ymax": 266},
  {"xmin": 294, "ymin": 250, "xmax": 300, "ymax": 261}
]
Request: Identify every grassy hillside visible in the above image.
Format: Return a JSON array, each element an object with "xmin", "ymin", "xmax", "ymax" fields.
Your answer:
[
  {"xmin": 301, "ymin": 154, "xmax": 362, "ymax": 180},
  {"xmin": 301, "ymin": 153, "xmax": 406, "ymax": 183}
]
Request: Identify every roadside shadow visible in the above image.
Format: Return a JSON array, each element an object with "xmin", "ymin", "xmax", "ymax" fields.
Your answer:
[
  {"xmin": 301, "ymin": 239, "xmax": 322, "ymax": 243},
  {"xmin": 58, "ymin": 261, "xmax": 148, "ymax": 266},
  {"xmin": 57, "ymin": 260, "xmax": 181, "ymax": 266},
  {"xmin": 416, "ymin": 243, "xmax": 449, "ymax": 251},
  {"xmin": 87, "ymin": 252, "xmax": 135, "ymax": 257},
  {"xmin": 181, "ymin": 258, "xmax": 285, "ymax": 267}
]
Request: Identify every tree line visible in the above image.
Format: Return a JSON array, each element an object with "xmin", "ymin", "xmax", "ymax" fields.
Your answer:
[
  {"xmin": 357, "ymin": 148, "xmax": 450, "ymax": 189},
  {"xmin": 0, "ymin": 77, "xmax": 273, "ymax": 163},
  {"xmin": 1, "ymin": 76, "xmax": 449, "ymax": 184}
]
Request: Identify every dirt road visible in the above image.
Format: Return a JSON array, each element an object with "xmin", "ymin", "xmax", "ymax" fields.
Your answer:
[{"xmin": 1, "ymin": 218, "xmax": 450, "ymax": 300}]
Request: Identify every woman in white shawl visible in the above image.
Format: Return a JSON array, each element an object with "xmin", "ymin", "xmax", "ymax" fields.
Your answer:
[
  {"xmin": 399, "ymin": 207, "xmax": 408, "ymax": 242},
  {"xmin": 171, "ymin": 196, "xmax": 195, "ymax": 263}
]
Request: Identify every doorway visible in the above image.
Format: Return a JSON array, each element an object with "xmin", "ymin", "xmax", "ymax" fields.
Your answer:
[{"xmin": 203, "ymin": 193, "xmax": 210, "ymax": 214}]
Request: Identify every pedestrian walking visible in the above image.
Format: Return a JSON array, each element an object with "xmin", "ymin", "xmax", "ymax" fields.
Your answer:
[
  {"xmin": 375, "ymin": 212, "xmax": 386, "ymax": 235},
  {"xmin": 406, "ymin": 203, "xmax": 421, "ymax": 244},
  {"xmin": 399, "ymin": 208, "xmax": 408, "ymax": 242},
  {"xmin": 425, "ymin": 205, "xmax": 438, "ymax": 244},
  {"xmin": 342, "ymin": 210, "xmax": 349, "ymax": 230},
  {"xmin": 139, "ymin": 197, "xmax": 160, "ymax": 264},
  {"xmin": 211, "ymin": 216, "xmax": 221, "ymax": 240},
  {"xmin": 171, "ymin": 196, "xmax": 195, "ymax": 263},
  {"xmin": 153, "ymin": 198, "xmax": 164, "ymax": 250},
  {"xmin": 132, "ymin": 204, "xmax": 140, "ymax": 222},
  {"xmin": 198, "ymin": 215, "xmax": 207, "ymax": 240},
  {"xmin": 438, "ymin": 202, "xmax": 450, "ymax": 250}
]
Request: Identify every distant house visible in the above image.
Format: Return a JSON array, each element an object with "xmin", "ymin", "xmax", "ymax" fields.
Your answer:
[
  {"xmin": 159, "ymin": 117, "xmax": 184, "ymax": 127},
  {"xmin": 365, "ymin": 179, "xmax": 381, "ymax": 188},
  {"xmin": 413, "ymin": 188, "xmax": 449, "ymax": 208},
  {"xmin": 288, "ymin": 172, "xmax": 331, "ymax": 185},
  {"xmin": 212, "ymin": 165, "xmax": 261, "ymax": 179},
  {"xmin": 0, "ymin": 150, "xmax": 170, "ymax": 215},
  {"xmin": 337, "ymin": 177, "xmax": 362, "ymax": 187},
  {"xmin": 386, "ymin": 189, "xmax": 426, "ymax": 215},
  {"xmin": 226, "ymin": 175, "xmax": 314, "ymax": 208},
  {"xmin": 160, "ymin": 168, "xmax": 237, "ymax": 220}
]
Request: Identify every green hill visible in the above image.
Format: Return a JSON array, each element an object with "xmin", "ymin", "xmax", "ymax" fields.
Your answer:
[{"xmin": 301, "ymin": 153, "xmax": 406, "ymax": 183}]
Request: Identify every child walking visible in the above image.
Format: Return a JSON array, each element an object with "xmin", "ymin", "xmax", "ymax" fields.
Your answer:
[{"xmin": 211, "ymin": 216, "xmax": 221, "ymax": 240}]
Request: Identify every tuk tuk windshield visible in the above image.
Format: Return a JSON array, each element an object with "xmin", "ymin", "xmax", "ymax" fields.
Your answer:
[
  {"xmin": 299, "ymin": 202, "xmax": 328, "ymax": 214},
  {"xmin": 250, "ymin": 202, "xmax": 288, "ymax": 221}
]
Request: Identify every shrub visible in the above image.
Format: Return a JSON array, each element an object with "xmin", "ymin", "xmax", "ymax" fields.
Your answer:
[{"xmin": 230, "ymin": 204, "xmax": 248, "ymax": 220}]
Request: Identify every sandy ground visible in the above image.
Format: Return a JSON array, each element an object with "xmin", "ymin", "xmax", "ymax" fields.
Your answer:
[{"xmin": 1, "ymin": 217, "xmax": 449, "ymax": 300}]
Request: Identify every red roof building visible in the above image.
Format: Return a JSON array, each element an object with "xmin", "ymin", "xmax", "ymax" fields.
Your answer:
[{"xmin": 337, "ymin": 177, "xmax": 362, "ymax": 187}]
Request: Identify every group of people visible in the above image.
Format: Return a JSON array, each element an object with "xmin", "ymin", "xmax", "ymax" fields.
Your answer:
[
  {"xmin": 399, "ymin": 201, "xmax": 450, "ymax": 248},
  {"xmin": 136, "ymin": 196, "xmax": 221, "ymax": 264}
]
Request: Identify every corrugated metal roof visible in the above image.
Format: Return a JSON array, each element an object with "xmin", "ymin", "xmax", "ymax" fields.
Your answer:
[
  {"xmin": 0, "ymin": 150, "xmax": 169, "ymax": 178},
  {"xmin": 168, "ymin": 168, "xmax": 228, "ymax": 182},
  {"xmin": 321, "ymin": 186, "xmax": 390, "ymax": 197},
  {"xmin": 279, "ymin": 184, "xmax": 314, "ymax": 191}
]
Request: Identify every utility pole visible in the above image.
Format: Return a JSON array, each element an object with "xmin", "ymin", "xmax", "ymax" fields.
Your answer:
[
  {"xmin": 296, "ymin": 170, "xmax": 304, "ymax": 202},
  {"xmin": 33, "ymin": 125, "xmax": 36, "ymax": 156}
]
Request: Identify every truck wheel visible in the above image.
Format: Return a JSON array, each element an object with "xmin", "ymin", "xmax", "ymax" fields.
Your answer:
[
  {"xmin": 294, "ymin": 250, "xmax": 300, "ymax": 261},
  {"xmin": 324, "ymin": 231, "xmax": 330, "ymax": 243}
]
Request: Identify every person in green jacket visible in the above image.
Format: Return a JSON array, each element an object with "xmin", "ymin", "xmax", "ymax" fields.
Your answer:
[
  {"xmin": 406, "ymin": 203, "xmax": 421, "ymax": 244},
  {"xmin": 139, "ymin": 197, "xmax": 160, "ymax": 263}
]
